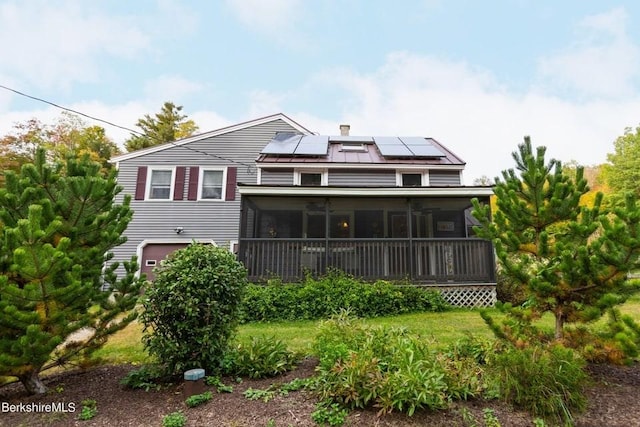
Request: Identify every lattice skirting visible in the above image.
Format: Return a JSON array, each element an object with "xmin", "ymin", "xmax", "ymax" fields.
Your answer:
[{"xmin": 425, "ymin": 284, "xmax": 496, "ymax": 308}]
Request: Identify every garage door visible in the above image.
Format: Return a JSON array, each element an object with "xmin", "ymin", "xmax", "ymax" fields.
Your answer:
[{"xmin": 141, "ymin": 243, "xmax": 188, "ymax": 280}]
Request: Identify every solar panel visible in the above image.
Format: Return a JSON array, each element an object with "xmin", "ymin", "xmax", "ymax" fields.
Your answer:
[
  {"xmin": 294, "ymin": 135, "xmax": 329, "ymax": 155},
  {"xmin": 405, "ymin": 145, "xmax": 446, "ymax": 157},
  {"xmin": 261, "ymin": 133, "xmax": 302, "ymax": 154},
  {"xmin": 373, "ymin": 137, "xmax": 409, "ymax": 157}
]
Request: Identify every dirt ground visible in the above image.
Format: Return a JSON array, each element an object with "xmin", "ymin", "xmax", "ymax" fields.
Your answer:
[{"xmin": 1, "ymin": 359, "xmax": 639, "ymax": 427}]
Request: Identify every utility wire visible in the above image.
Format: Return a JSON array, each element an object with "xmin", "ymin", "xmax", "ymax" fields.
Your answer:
[{"xmin": 0, "ymin": 84, "xmax": 256, "ymax": 172}]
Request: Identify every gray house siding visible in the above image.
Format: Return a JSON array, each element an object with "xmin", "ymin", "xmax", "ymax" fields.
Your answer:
[
  {"xmin": 429, "ymin": 170, "xmax": 461, "ymax": 186},
  {"xmin": 261, "ymin": 169, "xmax": 294, "ymax": 185},
  {"xmin": 112, "ymin": 119, "xmax": 303, "ymax": 271},
  {"xmin": 328, "ymin": 169, "xmax": 396, "ymax": 186}
]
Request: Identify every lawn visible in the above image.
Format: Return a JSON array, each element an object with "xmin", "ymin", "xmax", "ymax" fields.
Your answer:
[{"xmin": 93, "ymin": 295, "xmax": 640, "ymax": 364}]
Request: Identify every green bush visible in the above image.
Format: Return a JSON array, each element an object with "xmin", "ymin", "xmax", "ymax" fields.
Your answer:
[
  {"xmin": 489, "ymin": 344, "xmax": 587, "ymax": 424},
  {"xmin": 140, "ymin": 243, "xmax": 247, "ymax": 374},
  {"xmin": 223, "ymin": 336, "xmax": 300, "ymax": 378},
  {"xmin": 240, "ymin": 271, "xmax": 448, "ymax": 322},
  {"xmin": 119, "ymin": 364, "xmax": 166, "ymax": 391},
  {"xmin": 312, "ymin": 312, "xmax": 453, "ymax": 415}
]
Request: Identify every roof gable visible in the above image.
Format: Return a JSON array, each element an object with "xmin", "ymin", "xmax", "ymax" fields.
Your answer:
[{"xmin": 112, "ymin": 113, "xmax": 311, "ymax": 163}]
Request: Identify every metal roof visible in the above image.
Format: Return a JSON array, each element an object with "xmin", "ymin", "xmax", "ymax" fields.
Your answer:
[{"xmin": 257, "ymin": 135, "xmax": 464, "ymax": 166}]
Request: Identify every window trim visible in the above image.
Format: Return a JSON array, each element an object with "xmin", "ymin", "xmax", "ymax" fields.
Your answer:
[
  {"xmin": 395, "ymin": 170, "xmax": 429, "ymax": 187},
  {"xmin": 145, "ymin": 167, "xmax": 176, "ymax": 201},
  {"xmin": 197, "ymin": 167, "xmax": 227, "ymax": 201},
  {"xmin": 294, "ymin": 168, "xmax": 328, "ymax": 186}
]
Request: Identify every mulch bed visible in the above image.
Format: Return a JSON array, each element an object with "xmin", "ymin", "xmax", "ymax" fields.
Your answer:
[{"xmin": 1, "ymin": 359, "xmax": 640, "ymax": 426}]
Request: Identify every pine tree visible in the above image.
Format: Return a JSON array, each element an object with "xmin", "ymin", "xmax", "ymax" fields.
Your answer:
[
  {"xmin": 0, "ymin": 149, "xmax": 143, "ymax": 394},
  {"xmin": 124, "ymin": 102, "xmax": 199, "ymax": 152},
  {"xmin": 472, "ymin": 137, "xmax": 640, "ymax": 340}
]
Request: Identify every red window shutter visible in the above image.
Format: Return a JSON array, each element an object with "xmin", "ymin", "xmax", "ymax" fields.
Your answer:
[
  {"xmin": 174, "ymin": 167, "xmax": 186, "ymax": 200},
  {"xmin": 225, "ymin": 167, "xmax": 237, "ymax": 201},
  {"xmin": 187, "ymin": 166, "xmax": 199, "ymax": 200},
  {"xmin": 134, "ymin": 166, "xmax": 147, "ymax": 200}
]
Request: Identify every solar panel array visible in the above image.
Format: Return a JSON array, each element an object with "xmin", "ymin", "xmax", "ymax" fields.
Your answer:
[
  {"xmin": 374, "ymin": 136, "xmax": 446, "ymax": 158},
  {"xmin": 261, "ymin": 133, "xmax": 329, "ymax": 156},
  {"xmin": 261, "ymin": 133, "xmax": 445, "ymax": 158}
]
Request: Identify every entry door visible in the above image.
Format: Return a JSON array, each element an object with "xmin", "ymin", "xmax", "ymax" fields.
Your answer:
[{"xmin": 141, "ymin": 243, "xmax": 188, "ymax": 280}]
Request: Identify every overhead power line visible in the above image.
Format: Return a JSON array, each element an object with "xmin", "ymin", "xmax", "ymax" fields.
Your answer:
[{"xmin": 0, "ymin": 84, "xmax": 256, "ymax": 172}]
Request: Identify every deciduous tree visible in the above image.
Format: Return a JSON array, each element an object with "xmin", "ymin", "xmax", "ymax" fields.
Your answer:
[
  {"xmin": 603, "ymin": 125, "xmax": 640, "ymax": 204},
  {"xmin": 472, "ymin": 137, "xmax": 640, "ymax": 341},
  {"xmin": 0, "ymin": 149, "xmax": 143, "ymax": 394}
]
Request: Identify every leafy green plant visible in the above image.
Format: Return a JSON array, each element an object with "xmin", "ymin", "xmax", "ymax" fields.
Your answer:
[
  {"xmin": 311, "ymin": 400, "xmax": 349, "ymax": 426},
  {"xmin": 482, "ymin": 408, "xmax": 501, "ymax": 427},
  {"xmin": 185, "ymin": 391, "xmax": 213, "ymax": 408},
  {"xmin": 313, "ymin": 312, "xmax": 452, "ymax": 415},
  {"xmin": 119, "ymin": 364, "xmax": 164, "ymax": 391},
  {"xmin": 489, "ymin": 344, "xmax": 587, "ymax": 424},
  {"xmin": 78, "ymin": 399, "xmax": 97, "ymax": 421},
  {"xmin": 204, "ymin": 376, "xmax": 233, "ymax": 393},
  {"xmin": 140, "ymin": 243, "xmax": 248, "ymax": 374},
  {"xmin": 162, "ymin": 411, "xmax": 186, "ymax": 427},
  {"xmin": 240, "ymin": 270, "xmax": 448, "ymax": 322},
  {"xmin": 224, "ymin": 336, "xmax": 300, "ymax": 378},
  {"xmin": 243, "ymin": 387, "xmax": 277, "ymax": 402}
]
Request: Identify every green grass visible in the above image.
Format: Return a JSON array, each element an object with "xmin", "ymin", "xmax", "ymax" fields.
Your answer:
[{"xmin": 92, "ymin": 297, "xmax": 640, "ymax": 365}]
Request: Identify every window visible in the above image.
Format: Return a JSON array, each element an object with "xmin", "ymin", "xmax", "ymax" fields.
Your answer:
[
  {"xmin": 401, "ymin": 173, "xmax": 422, "ymax": 187},
  {"xmin": 200, "ymin": 170, "xmax": 224, "ymax": 200},
  {"xmin": 341, "ymin": 143, "xmax": 366, "ymax": 152},
  {"xmin": 301, "ymin": 173, "xmax": 322, "ymax": 186},
  {"xmin": 295, "ymin": 169, "xmax": 327, "ymax": 186},
  {"xmin": 149, "ymin": 169, "xmax": 173, "ymax": 199}
]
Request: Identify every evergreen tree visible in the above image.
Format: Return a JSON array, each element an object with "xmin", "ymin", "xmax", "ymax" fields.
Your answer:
[
  {"xmin": 472, "ymin": 137, "xmax": 640, "ymax": 340},
  {"xmin": 124, "ymin": 101, "xmax": 199, "ymax": 152},
  {"xmin": 0, "ymin": 149, "xmax": 143, "ymax": 394}
]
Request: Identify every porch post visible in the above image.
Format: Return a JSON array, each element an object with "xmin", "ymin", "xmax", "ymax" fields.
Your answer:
[
  {"xmin": 324, "ymin": 198, "xmax": 330, "ymax": 273},
  {"xmin": 407, "ymin": 198, "xmax": 414, "ymax": 280}
]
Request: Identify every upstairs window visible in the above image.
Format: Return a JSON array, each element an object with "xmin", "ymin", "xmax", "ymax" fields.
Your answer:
[
  {"xmin": 401, "ymin": 173, "xmax": 422, "ymax": 187},
  {"xmin": 200, "ymin": 170, "xmax": 225, "ymax": 200},
  {"xmin": 148, "ymin": 169, "xmax": 173, "ymax": 199},
  {"xmin": 301, "ymin": 173, "xmax": 322, "ymax": 186},
  {"xmin": 295, "ymin": 169, "xmax": 327, "ymax": 186}
]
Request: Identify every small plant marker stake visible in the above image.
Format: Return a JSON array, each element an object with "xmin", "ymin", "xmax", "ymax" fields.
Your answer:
[{"xmin": 183, "ymin": 368, "xmax": 205, "ymax": 398}]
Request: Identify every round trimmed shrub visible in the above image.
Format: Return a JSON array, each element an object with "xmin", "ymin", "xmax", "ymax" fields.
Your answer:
[{"xmin": 140, "ymin": 243, "xmax": 247, "ymax": 374}]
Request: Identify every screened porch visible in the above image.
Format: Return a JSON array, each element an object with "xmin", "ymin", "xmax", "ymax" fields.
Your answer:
[{"xmin": 238, "ymin": 194, "xmax": 495, "ymax": 283}]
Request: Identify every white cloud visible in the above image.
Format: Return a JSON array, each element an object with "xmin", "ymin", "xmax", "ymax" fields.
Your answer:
[
  {"xmin": 537, "ymin": 7, "xmax": 640, "ymax": 99},
  {"xmin": 0, "ymin": 0, "xmax": 151, "ymax": 90},
  {"xmin": 299, "ymin": 51, "xmax": 640, "ymax": 181}
]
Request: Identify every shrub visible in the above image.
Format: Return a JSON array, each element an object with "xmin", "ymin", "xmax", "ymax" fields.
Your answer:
[
  {"xmin": 140, "ymin": 243, "xmax": 247, "ymax": 374},
  {"xmin": 240, "ymin": 270, "xmax": 448, "ymax": 322},
  {"xmin": 312, "ymin": 312, "xmax": 452, "ymax": 415},
  {"xmin": 120, "ymin": 364, "xmax": 165, "ymax": 391},
  {"xmin": 223, "ymin": 336, "xmax": 300, "ymax": 378},
  {"xmin": 489, "ymin": 344, "xmax": 587, "ymax": 424}
]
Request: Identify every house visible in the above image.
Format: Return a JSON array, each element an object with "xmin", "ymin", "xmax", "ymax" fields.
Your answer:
[{"xmin": 111, "ymin": 113, "xmax": 496, "ymax": 306}]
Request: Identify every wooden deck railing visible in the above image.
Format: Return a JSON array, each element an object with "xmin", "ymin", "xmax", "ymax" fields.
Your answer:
[{"xmin": 239, "ymin": 238, "xmax": 495, "ymax": 283}]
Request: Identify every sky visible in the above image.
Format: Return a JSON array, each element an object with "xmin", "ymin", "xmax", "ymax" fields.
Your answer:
[{"xmin": 1, "ymin": 0, "xmax": 640, "ymax": 182}]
